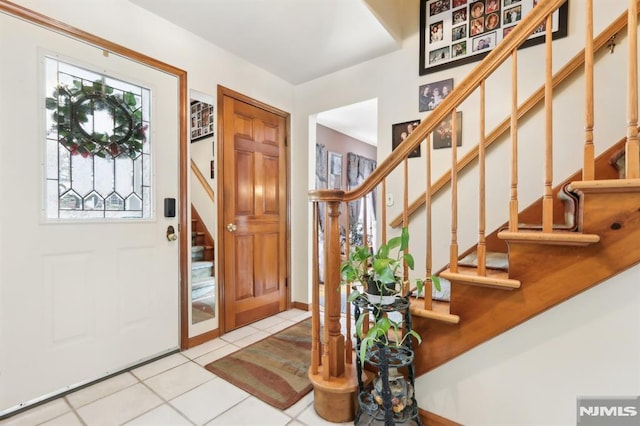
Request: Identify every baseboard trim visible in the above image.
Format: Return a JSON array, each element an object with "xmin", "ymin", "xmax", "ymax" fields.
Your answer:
[
  {"xmin": 0, "ymin": 349, "xmax": 180, "ymax": 420},
  {"xmin": 186, "ymin": 328, "xmax": 220, "ymax": 349},
  {"xmin": 419, "ymin": 407, "xmax": 462, "ymax": 426},
  {"xmin": 293, "ymin": 301, "xmax": 310, "ymax": 311}
]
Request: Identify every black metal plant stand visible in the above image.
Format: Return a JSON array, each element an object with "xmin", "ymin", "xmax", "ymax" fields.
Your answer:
[{"xmin": 352, "ymin": 294, "xmax": 423, "ymax": 426}]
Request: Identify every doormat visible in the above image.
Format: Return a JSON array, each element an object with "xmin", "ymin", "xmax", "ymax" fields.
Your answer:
[{"xmin": 205, "ymin": 318, "xmax": 313, "ymax": 410}]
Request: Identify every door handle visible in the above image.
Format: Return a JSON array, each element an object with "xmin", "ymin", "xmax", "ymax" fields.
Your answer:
[
  {"xmin": 166, "ymin": 225, "xmax": 178, "ymax": 241},
  {"xmin": 226, "ymin": 223, "xmax": 237, "ymax": 232}
]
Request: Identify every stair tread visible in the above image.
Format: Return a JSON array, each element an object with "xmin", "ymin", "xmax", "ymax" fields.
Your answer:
[
  {"xmin": 498, "ymin": 230, "xmax": 600, "ymax": 246},
  {"xmin": 408, "ymin": 298, "xmax": 460, "ymax": 324},
  {"xmin": 568, "ymin": 178, "xmax": 640, "ymax": 193},
  {"xmin": 517, "ymin": 222, "xmax": 575, "ymax": 230},
  {"xmin": 440, "ymin": 267, "xmax": 521, "ymax": 290},
  {"xmin": 192, "ymin": 260, "xmax": 214, "ymax": 268},
  {"xmin": 192, "ymin": 276, "xmax": 215, "ymax": 287}
]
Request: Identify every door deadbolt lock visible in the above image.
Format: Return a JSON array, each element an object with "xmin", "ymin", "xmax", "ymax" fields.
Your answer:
[
  {"xmin": 166, "ymin": 225, "xmax": 178, "ymax": 241},
  {"xmin": 226, "ymin": 223, "xmax": 237, "ymax": 232}
]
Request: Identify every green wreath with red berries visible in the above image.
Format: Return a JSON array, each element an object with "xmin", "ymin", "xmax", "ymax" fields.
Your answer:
[{"xmin": 46, "ymin": 79, "xmax": 147, "ymax": 158}]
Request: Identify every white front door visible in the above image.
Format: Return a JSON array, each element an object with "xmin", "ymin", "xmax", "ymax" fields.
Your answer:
[{"xmin": 0, "ymin": 13, "xmax": 180, "ymax": 414}]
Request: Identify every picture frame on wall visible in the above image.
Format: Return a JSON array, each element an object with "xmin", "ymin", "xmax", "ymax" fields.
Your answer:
[
  {"xmin": 419, "ymin": 0, "xmax": 568, "ymax": 75},
  {"xmin": 328, "ymin": 151, "xmax": 343, "ymax": 189},
  {"xmin": 419, "ymin": 78, "xmax": 454, "ymax": 112},
  {"xmin": 433, "ymin": 111, "xmax": 463, "ymax": 149},
  {"xmin": 392, "ymin": 120, "xmax": 422, "ymax": 158},
  {"xmin": 190, "ymin": 100, "xmax": 214, "ymax": 142}
]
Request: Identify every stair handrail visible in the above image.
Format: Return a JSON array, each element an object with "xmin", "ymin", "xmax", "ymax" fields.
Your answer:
[
  {"xmin": 190, "ymin": 159, "xmax": 215, "ymax": 202},
  {"xmin": 388, "ymin": 4, "xmax": 638, "ymax": 228},
  {"xmin": 626, "ymin": 0, "xmax": 640, "ymax": 178},
  {"xmin": 309, "ymin": 0, "xmax": 567, "ymax": 205}
]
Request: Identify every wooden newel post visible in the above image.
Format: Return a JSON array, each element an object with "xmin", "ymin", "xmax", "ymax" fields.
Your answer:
[
  {"xmin": 309, "ymin": 190, "xmax": 360, "ymax": 423},
  {"xmin": 324, "ymin": 200, "xmax": 345, "ymax": 378}
]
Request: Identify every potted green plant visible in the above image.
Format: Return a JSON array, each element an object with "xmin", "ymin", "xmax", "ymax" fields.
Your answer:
[
  {"xmin": 355, "ymin": 314, "xmax": 422, "ymax": 367},
  {"xmin": 340, "ymin": 227, "xmax": 437, "ymax": 304},
  {"xmin": 339, "ymin": 227, "xmax": 441, "ymax": 365}
]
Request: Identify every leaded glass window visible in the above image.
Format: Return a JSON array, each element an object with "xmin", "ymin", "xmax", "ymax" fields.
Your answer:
[{"xmin": 45, "ymin": 58, "xmax": 151, "ymax": 220}]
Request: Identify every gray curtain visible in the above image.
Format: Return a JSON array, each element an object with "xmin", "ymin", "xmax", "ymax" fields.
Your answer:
[
  {"xmin": 346, "ymin": 152, "xmax": 377, "ymax": 240},
  {"xmin": 359, "ymin": 157, "xmax": 377, "ymax": 221},
  {"xmin": 316, "ymin": 143, "xmax": 327, "ymax": 231}
]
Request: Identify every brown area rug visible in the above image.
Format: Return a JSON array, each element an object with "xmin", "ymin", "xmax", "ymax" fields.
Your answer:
[{"xmin": 205, "ymin": 318, "xmax": 313, "ymax": 410}]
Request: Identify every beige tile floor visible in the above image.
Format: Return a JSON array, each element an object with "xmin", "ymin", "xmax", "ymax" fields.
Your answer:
[{"xmin": 0, "ymin": 309, "xmax": 359, "ymax": 426}]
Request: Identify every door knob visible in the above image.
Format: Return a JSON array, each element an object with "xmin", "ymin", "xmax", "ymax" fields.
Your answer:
[
  {"xmin": 226, "ymin": 223, "xmax": 237, "ymax": 232},
  {"xmin": 166, "ymin": 225, "xmax": 178, "ymax": 241}
]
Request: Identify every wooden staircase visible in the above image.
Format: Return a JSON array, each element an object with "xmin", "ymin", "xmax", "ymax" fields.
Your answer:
[
  {"xmin": 412, "ymin": 139, "xmax": 640, "ymax": 375},
  {"xmin": 308, "ymin": 0, "xmax": 640, "ymax": 423}
]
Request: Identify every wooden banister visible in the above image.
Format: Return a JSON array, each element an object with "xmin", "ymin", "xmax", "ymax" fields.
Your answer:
[
  {"xmin": 477, "ymin": 82, "xmax": 487, "ymax": 276},
  {"xmin": 627, "ymin": 0, "xmax": 640, "ymax": 178},
  {"xmin": 311, "ymin": 204, "xmax": 320, "ymax": 375},
  {"xmin": 583, "ymin": 0, "xmax": 595, "ymax": 180},
  {"xmin": 190, "ymin": 160, "xmax": 215, "ymax": 201},
  {"xmin": 449, "ymin": 110, "xmax": 459, "ymax": 274},
  {"xmin": 542, "ymin": 14, "xmax": 554, "ymax": 233},
  {"xmin": 424, "ymin": 133, "xmax": 433, "ymax": 310},
  {"xmin": 389, "ymin": 5, "xmax": 636, "ymax": 228},
  {"xmin": 508, "ymin": 49, "xmax": 519, "ymax": 233}
]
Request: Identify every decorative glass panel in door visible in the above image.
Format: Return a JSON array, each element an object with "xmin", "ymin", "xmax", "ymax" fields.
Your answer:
[{"xmin": 44, "ymin": 59, "xmax": 151, "ymax": 220}]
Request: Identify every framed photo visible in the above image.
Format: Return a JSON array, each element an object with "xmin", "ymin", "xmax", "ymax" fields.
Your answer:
[
  {"xmin": 419, "ymin": 0, "xmax": 568, "ymax": 75},
  {"xmin": 328, "ymin": 151, "xmax": 343, "ymax": 189},
  {"xmin": 419, "ymin": 78, "xmax": 454, "ymax": 112},
  {"xmin": 433, "ymin": 111, "xmax": 463, "ymax": 149},
  {"xmin": 190, "ymin": 100, "xmax": 214, "ymax": 142},
  {"xmin": 392, "ymin": 120, "xmax": 422, "ymax": 158}
]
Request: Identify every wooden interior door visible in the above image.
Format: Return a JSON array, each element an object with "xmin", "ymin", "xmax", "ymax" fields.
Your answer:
[{"xmin": 219, "ymin": 88, "xmax": 289, "ymax": 331}]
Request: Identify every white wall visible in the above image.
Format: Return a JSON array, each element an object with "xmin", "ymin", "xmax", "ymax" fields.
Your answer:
[
  {"xmin": 418, "ymin": 265, "xmax": 640, "ymax": 425},
  {"xmin": 291, "ymin": 0, "xmax": 639, "ymax": 423},
  {"xmin": 10, "ymin": 0, "xmax": 294, "ymax": 110}
]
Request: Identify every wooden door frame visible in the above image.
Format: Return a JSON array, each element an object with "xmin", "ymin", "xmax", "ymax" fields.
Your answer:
[{"xmin": 216, "ymin": 85, "xmax": 291, "ymax": 334}]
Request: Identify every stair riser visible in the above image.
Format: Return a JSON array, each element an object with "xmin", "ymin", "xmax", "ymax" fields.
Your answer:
[
  {"xmin": 192, "ymin": 284, "xmax": 215, "ymax": 301},
  {"xmin": 192, "ymin": 266, "xmax": 213, "ymax": 279},
  {"xmin": 192, "ymin": 246, "xmax": 205, "ymax": 261}
]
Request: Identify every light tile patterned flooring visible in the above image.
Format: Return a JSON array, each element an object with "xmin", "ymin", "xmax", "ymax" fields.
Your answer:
[{"xmin": 0, "ymin": 309, "xmax": 358, "ymax": 426}]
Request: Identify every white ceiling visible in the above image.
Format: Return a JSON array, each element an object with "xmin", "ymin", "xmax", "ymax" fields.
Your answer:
[
  {"xmin": 130, "ymin": 0, "xmax": 402, "ymax": 85},
  {"xmin": 316, "ymin": 99, "xmax": 378, "ymax": 145},
  {"xmin": 130, "ymin": 0, "xmax": 404, "ymax": 146}
]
